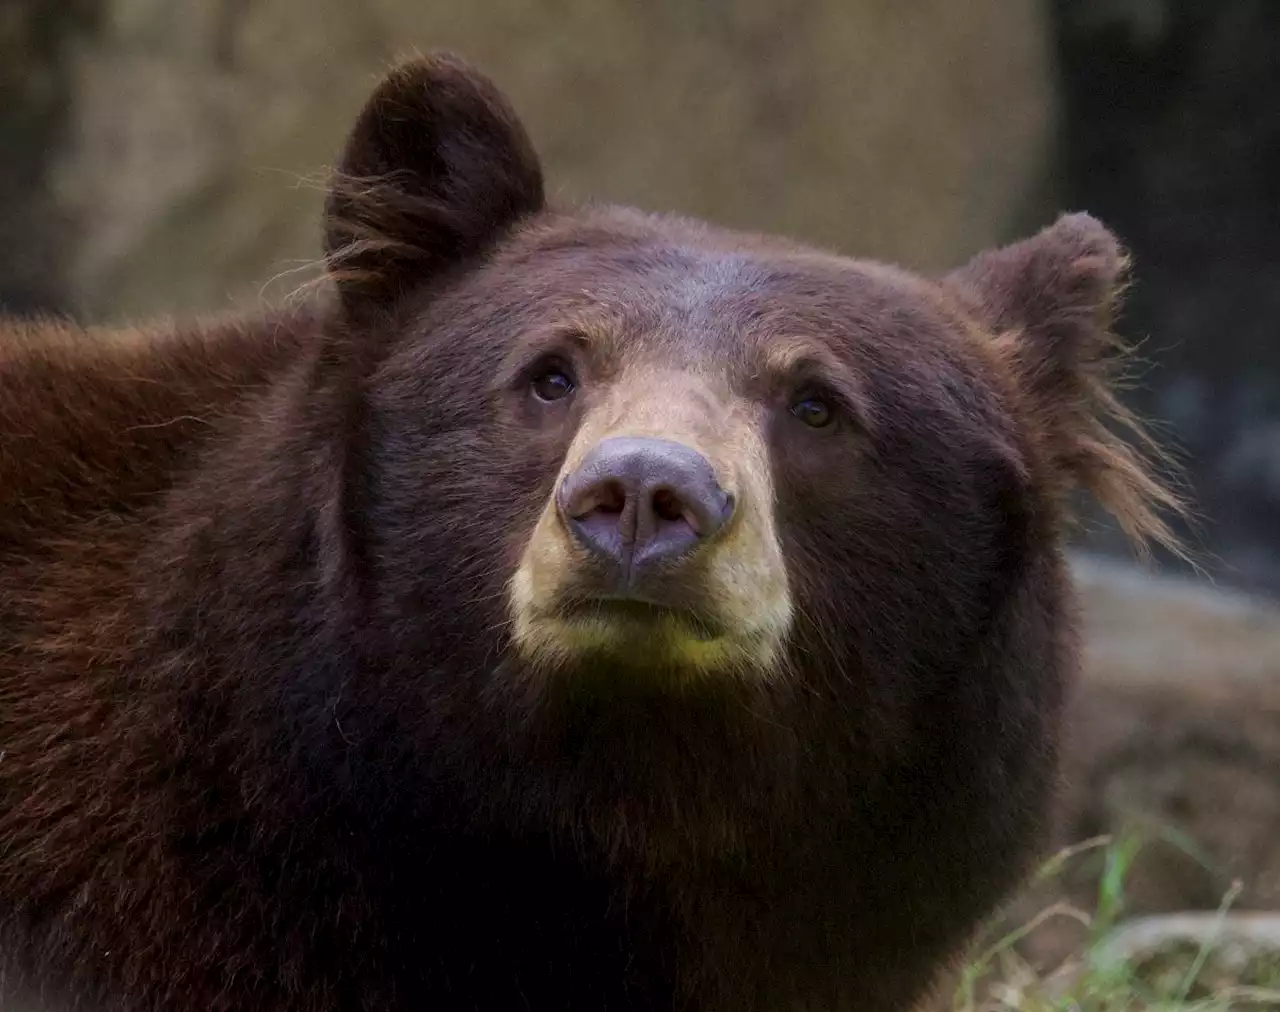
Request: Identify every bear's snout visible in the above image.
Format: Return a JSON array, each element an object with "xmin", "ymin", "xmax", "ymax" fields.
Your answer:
[
  {"xmin": 555, "ymin": 436, "xmax": 734, "ymax": 584},
  {"xmin": 508, "ymin": 371, "xmax": 793, "ymax": 676}
]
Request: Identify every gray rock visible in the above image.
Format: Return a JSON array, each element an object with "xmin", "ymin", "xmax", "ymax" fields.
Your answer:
[{"xmin": 40, "ymin": 0, "xmax": 1058, "ymax": 321}]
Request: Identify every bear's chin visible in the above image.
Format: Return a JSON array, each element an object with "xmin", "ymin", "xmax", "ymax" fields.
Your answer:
[{"xmin": 511, "ymin": 607, "xmax": 782, "ymax": 691}]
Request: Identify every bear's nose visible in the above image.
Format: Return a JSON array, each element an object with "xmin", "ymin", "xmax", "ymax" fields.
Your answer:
[{"xmin": 556, "ymin": 436, "xmax": 735, "ymax": 578}]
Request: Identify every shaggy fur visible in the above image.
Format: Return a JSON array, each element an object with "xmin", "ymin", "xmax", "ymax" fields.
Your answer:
[{"xmin": 0, "ymin": 52, "xmax": 1182, "ymax": 1012}]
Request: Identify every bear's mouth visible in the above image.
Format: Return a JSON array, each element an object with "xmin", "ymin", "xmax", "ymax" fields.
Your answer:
[{"xmin": 556, "ymin": 597, "xmax": 726, "ymax": 643}]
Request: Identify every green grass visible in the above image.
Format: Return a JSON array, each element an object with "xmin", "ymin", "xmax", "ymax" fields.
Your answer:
[{"xmin": 953, "ymin": 833, "xmax": 1280, "ymax": 1011}]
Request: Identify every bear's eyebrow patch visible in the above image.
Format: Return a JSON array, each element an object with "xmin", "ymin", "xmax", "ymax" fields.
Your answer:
[
  {"xmin": 490, "ymin": 320, "xmax": 622, "ymax": 390},
  {"xmin": 755, "ymin": 339, "xmax": 874, "ymax": 427},
  {"xmin": 757, "ymin": 335, "xmax": 849, "ymax": 375}
]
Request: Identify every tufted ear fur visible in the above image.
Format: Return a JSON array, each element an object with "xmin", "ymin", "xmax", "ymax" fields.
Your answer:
[
  {"xmin": 945, "ymin": 213, "xmax": 1188, "ymax": 558},
  {"xmin": 323, "ymin": 52, "xmax": 545, "ymax": 312}
]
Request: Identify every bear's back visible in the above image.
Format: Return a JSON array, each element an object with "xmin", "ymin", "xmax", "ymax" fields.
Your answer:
[{"xmin": 0, "ymin": 308, "xmax": 317, "ymax": 550}]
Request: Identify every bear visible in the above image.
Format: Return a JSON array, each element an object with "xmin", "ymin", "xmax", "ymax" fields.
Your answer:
[{"xmin": 0, "ymin": 52, "xmax": 1184, "ymax": 1012}]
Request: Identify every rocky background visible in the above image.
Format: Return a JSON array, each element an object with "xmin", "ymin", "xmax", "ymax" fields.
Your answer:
[
  {"xmin": 1055, "ymin": 0, "xmax": 1280, "ymax": 596},
  {"xmin": 1, "ymin": 0, "xmax": 1278, "ymax": 984},
  {"xmin": 1, "ymin": 0, "xmax": 1057, "ymax": 320}
]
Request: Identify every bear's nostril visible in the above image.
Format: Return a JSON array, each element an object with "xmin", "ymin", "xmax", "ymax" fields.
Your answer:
[
  {"xmin": 570, "ymin": 480, "xmax": 626, "ymax": 519},
  {"xmin": 651, "ymin": 488, "xmax": 686, "ymax": 526}
]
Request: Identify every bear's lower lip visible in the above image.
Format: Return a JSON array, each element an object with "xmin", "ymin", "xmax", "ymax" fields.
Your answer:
[{"xmin": 558, "ymin": 597, "xmax": 725, "ymax": 642}]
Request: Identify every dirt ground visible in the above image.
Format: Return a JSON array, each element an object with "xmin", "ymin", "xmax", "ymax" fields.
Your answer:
[{"xmin": 1005, "ymin": 553, "xmax": 1280, "ymax": 969}]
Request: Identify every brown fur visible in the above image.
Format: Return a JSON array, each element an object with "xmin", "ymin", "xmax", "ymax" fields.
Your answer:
[
  {"xmin": 0, "ymin": 308, "xmax": 320, "ymax": 545},
  {"xmin": 1, "ymin": 52, "xmax": 1182, "ymax": 1012}
]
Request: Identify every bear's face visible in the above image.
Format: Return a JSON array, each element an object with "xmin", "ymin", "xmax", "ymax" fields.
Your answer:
[{"xmin": 361, "ymin": 211, "xmax": 1031, "ymax": 707}]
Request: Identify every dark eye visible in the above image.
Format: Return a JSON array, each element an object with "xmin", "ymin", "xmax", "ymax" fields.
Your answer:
[
  {"xmin": 791, "ymin": 395, "xmax": 833, "ymax": 428},
  {"xmin": 531, "ymin": 365, "xmax": 576, "ymax": 403}
]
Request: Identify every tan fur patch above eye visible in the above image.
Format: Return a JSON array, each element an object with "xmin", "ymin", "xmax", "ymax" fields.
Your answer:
[
  {"xmin": 759, "ymin": 337, "xmax": 842, "ymax": 378},
  {"xmin": 507, "ymin": 366, "xmax": 793, "ymax": 680}
]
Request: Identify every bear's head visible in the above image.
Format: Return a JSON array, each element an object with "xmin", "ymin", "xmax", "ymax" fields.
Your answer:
[{"xmin": 302, "ymin": 54, "xmax": 1182, "ymax": 856}]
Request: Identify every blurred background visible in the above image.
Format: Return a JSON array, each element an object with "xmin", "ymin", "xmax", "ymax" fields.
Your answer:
[{"xmin": 2, "ymin": 0, "xmax": 1278, "ymax": 997}]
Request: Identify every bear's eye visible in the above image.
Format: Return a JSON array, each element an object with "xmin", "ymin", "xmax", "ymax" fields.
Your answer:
[
  {"xmin": 530, "ymin": 364, "xmax": 577, "ymax": 403},
  {"xmin": 790, "ymin": 395, "xmax": 833, "ymax": 429}
]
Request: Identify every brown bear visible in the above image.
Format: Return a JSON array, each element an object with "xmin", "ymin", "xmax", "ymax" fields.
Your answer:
[{"xmin": 0, "ymin": 52, "xmax": 1183, "ymax": 1012}]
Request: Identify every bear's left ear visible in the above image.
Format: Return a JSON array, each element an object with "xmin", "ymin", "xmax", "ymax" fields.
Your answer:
[
  {"xmin": 323, "ymin": 52, "xmax": 545, "ymax": 312},
  {"xmin": 943, "ymin": 213, "xmax": 1187, "ymax": 557}
]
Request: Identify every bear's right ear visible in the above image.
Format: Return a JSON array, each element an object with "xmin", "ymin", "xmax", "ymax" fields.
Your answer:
[{"xmin": 322, "ymin": 52, "xmax": 545, "ymax": 312}]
